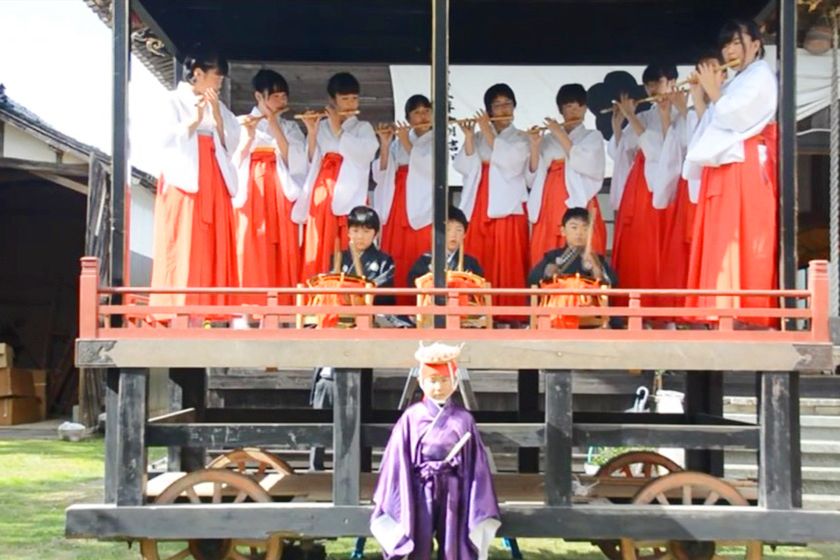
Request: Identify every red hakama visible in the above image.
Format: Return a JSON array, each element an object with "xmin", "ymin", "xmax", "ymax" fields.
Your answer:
[
  {"xmin": 656, "ymin": 178, "xmax": 696, "ymax": 308},
  {"xmin": 610, "ymin": 152, "xmax": 663, "ymax": 306},
  {"xmin": 300, "ymin": 153, "xmax": 348, "ymax": 280},
  {"xmin": 380, "ymin": 165, "xmax": 431, "ymax": 296},
  {"xmin": 464, "ymin": 163, "xmax": 529, "ymax": 309},
  {"xmin": 529, "ymin": 160, "xmax": 607, "ymax": 267},
  {"xmin": 236, "ymin": 147, "xmax": 300, "ymax": 305},
  {"xmin": 685, "ymin": 124, "xmax": 778, "ymax": 327},
  {"xmin": 151, "ymin": 134, "xmax": 239, "ymax": 309}
]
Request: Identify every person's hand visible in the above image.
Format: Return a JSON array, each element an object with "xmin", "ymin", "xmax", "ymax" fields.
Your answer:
[
  {"xmin": 696, "ymin": 62, "xmax": 721, "ymax": 102},
  {"xmin": 300, "ymin": 110, "xmax": 323, "ymax": 135},
  {"xmin": 394, "ymin": 121, "xmax": 411, "ymax": 145},
  {"xmin": 204, "ymin": 88, "xmax": 221, "ymax": 118},
  {"xmin": 527, "ymin": 125, "xmax": 543, "ymax": 148},
  {"xmin": 242, "ymin": 115, "xmax": 258, "ymax": 139},
  {"xmin": 375, "ymin": 123, "xmax": 394, "ymax": 145},
  {"xmin": 582, "ymin": 250, "xmax": 603, "ymax": 279},
  {"xmin": 611, "ymin": 104, "xmax": 624, "ymax": 136},
  {"xmin": 458, "ymin": 118, "xmax": 476, "ymax": 138},
  {"xmin": 475, "ymin": 109, "xmax": 493, "ymax": 137},
  {"xmin": 617, "ymin": 93, "xmax": 636, "ymax": 120},
  {"xmin": 544, "ymin": 263, "xmax": 559, "ymax": 279},
  {"xmin": 544, "ymin": 117, "xmax": 567, "ymax": 138},
  {"xmin": 256, "ymin": 93, "xmax": 274, "ymax": 120}
]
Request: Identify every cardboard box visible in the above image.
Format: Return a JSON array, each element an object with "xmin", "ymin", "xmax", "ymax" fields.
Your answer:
[
  {"xmin": 34, "ymin": 384, "xmax": 47, "ymax": 420},
  {"xmin": 0, "ymin": 344, "xmax": 13, "ymax": 368},
  {"xmin": 0, "ymin": 397, "xmax": 42, "ymax": 425},
  {"xmin": 0, "ymin": 368, "xmax": 35, "ymax": 398}
]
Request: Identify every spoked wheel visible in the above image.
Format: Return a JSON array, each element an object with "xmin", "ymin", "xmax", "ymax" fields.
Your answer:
[
  {"xmin": 597, "ymin": 451, "xmax": 683, "ymax": 480},
  {"xmin": 207, "ymin": 448, "xmax": 294, "ymax": 478},
  {"xmin": 619, "ymin": 472, "xmax": 763, "ymax": 560},
  {"xmin": 594, "ymin": 451, "xmax": 683, "ymax": 560},
  {"xmin": 139, "ymin": 469, "xmax": 282, "ymax": 560}
]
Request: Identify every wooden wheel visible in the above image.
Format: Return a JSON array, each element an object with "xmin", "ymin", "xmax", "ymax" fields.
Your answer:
[
  {"xmin": 139, "ymin": 469, "xmax": 282, "ymax": 560},
  {"xmin": 207, "ymin": 448, "xmax": 295, "ymax": 478},
  {"xmin": 595, "ymin": 451, "xmax": 683, "ymax": 560},
  {"xmin": 597, "ymin": 451, "xmax": 683, "ymax": 480},
  {"xmin": 619, "ymin": 472, "xmax": 763, "ymax": 560}
]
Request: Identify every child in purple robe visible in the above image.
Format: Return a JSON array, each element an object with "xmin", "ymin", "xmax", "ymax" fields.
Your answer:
[{"xmin": 371, "ymin": 343, "xmax": 501, "ymax": 559}]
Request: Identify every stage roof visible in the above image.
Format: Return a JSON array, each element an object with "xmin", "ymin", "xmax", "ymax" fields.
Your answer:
[{"xmin": 116, "ymin": 1, "xmax": 773, "ymax": 70}]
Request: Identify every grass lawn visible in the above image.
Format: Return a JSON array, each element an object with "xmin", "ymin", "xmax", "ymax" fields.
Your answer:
[{"xmin": 1, "ymin": 439, "xmax": 838, "ymax": 559}]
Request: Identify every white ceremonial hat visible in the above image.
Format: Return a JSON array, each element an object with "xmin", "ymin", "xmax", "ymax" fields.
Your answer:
[{"xmin": 414, "ymin": 342, "xmax": 463, "ymax": 364}]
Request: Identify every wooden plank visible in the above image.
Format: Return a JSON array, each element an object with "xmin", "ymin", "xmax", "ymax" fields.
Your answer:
[
  {"xmin": 544, "ymin": 370, "xmax": 573, "ymax": 506},
  {"xmin": 148, "ymin": 408, "xmax": 196, "ymax": 424},
  {"xmin": 574, "ymin": 423, "xmax": 758, "ymax": 450},
  {"xmin": 333, "ymin": 370, "xmax": 361, "ymax": 505},
  {"xmin": 65, "ymin": 503, "xmax": 840, "ymax": 542},
  {"xmin": 76, "ymin": 339, "xmax": 834, "ymax": 372},
  {"xmin": 115, "ymin": 369, "xmax": 147, "ymax": 506},
  {"xmin": 0, "ymin": 157, "xmax": 89, "ymax": 177},
  {"xmin": 146, "ymin": 421, "xmax": 754, "ymax": 451},
  {"xmin": 144, "ymin": 471, "xmax": 756, "ymax": 503},
  {"xmin": 208, "ymin": 368, "xmax": 661, "ymax": 396},
  {"xmin": 759, "ymin": 372, "xmax": 801, "ymax": 510}
]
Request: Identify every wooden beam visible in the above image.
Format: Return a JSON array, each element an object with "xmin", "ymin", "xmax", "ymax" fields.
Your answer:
[
  {"xmin": 65, "ymin": 503, "xmax": 840, "ymax": 542},
  {"xmin": 75, "ymin": 339, "xmax": 835, "ymax": 372},
  {"xmin": 28, "ymin": 171, "xmax": 88, "ymax": 194},
  {"xmin": 0, "ymin": 157, "xmax": 88, "ymax": 177},
  {"xmin": 146, "ymin": 421, "xmax": 756, "ymax": 451}
]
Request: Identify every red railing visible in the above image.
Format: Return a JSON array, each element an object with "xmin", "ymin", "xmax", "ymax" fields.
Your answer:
[{"xmin": 78, "ymin": 257, "xmax": 830, "ymax": 343}]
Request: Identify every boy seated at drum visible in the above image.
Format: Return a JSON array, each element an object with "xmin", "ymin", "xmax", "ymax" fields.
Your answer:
[
  {"xmin": 407, "ymin": 206, "xmax": 484, "ymax": 287},
  {"xmin": 331, "ymin": 205, "xmax": 396, "ymax": 305},
  {"xmin": 528, "ymin": 207, "xmax": 617, "ymax": 287}
]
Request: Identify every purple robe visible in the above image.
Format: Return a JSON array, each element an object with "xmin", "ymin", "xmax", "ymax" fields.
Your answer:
[{"xmin": 371, "ymin": 398, "xmax": 501, "ymax": 560}]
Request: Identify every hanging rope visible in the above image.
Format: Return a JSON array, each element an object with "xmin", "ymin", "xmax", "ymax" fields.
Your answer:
[{"xmin": 830, "ymin": 10, "xmax": 839, "ymax": 316}]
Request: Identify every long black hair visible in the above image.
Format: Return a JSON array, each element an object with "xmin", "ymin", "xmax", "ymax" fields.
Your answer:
[
  {"xmin": 718, "ymin": 19, "xmax": 765, "ymax": 59},
  {"xmin": 183, "ymin": 45, "xmax": 229, "ymax": 82}
]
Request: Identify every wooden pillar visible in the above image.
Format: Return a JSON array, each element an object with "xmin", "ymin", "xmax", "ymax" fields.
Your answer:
[
  {"xmin": 360, "ymin": 368, "xmax": 373, "ymax": 473},
  {"xmin": 759, "ymin": 372, "xmax": 802, "ymax": 509},
  {"xmin": 104, "ymin": 369, "xmax": 120, "ymax": 503},
  {"xmin": 170, "ymin": 368, "xmax": 207, "ymax": 471},
  {"xmin": 115, "ymin": 368, "xmax": 148, "ymax": 506},
  {"xmin": 685, "ymin": 372, "xmax": 724, "ymax": 476},
  {"xmin": 544, "ymin": 370, "xmax": 573, "ymax": 506},
  {"xmin": 518, "ymin": 369, "xmax": 540, "ymax": 472},
  {"xmin": 166, "ymin": 370, "xmax": 182, "ymax": 472},
  {"xmin": 333, "ymin": 369, "xmax": 361, "ymax": 505},
  {"xmin": 431, "ymin": 0, "xmax": 450, "ymax": 326}
]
